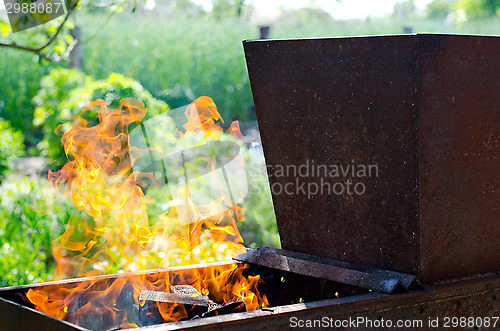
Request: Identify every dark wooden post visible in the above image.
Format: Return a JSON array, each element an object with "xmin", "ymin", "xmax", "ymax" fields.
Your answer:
[{"xmin": 259, "ymin": 25, "xmax": 270, "ymax": 40}]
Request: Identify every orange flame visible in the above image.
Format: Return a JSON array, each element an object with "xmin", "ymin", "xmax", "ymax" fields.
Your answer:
[{"xmin": 26, "ymin": 97, "xmax": 268, "ymax": 328}]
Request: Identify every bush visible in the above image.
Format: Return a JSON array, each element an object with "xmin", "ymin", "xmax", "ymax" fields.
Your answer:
[
  {"xmin": 33, "ymin": 68, "xmax": 169, "ymax": 169},
  {"xmin": 0, "ymin": 48, "xmax": 50, "ymax": 149},
  {"xmin": 0, "ymin": 177, "xmax": 80, "ymax": 286},
  {"xmin": 0, "ymin": 118, "xmax": 24, "ymax": 182}
]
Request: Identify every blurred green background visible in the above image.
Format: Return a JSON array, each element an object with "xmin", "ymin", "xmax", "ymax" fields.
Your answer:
[{"xmin": 0, "ymin": 0, "xmax": 499, "ymax": 286}]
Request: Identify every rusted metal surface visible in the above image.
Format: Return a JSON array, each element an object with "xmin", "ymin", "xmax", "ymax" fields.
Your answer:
[
  {"xmin": 0, "ymin": 298, "xmax": 87, "ymax": 331},
  {"xmin": 243, "ymin": 34, "xmax": 500, "ymax": 283},
  {"xmin": 417, "ymin": 35, "xmax": 500, "ymax": 282},
  {"xmin": 234, "ymin": 246, "xmax": 421, "ymax": 293}
]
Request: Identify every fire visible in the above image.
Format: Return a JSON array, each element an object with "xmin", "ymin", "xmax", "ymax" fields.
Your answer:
[{"xmin": 26, "ymin": 96, "xmax": 268, "ymax": 328}]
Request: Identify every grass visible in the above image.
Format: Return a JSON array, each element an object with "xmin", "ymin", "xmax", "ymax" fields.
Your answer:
[{"xmin": 79, "ymin": 13, "xmax": 256, "ymax": 122}]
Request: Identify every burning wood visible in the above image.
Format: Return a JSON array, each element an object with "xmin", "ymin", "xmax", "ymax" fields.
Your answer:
[
  {"xmin": 139, "ymin": 289, "xmax": 210, "ymax": 307},
  {"xmin": 170, "ymin": 285, "xmax": 203, "ymax": 295},
  {"xmin": 139, "ymin": 285, "xmax": 246, "ymax": 319},
  {"xmin": 170, "ymin": 285, "xmax": 224, "ymax": 311},
  {"xmin": 201, "ymin": 300, "xmax": 246, "ymax": 317}
]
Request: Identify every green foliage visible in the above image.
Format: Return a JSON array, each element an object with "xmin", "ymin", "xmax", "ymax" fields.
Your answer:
[
  {"xmin": 0, "ymin": 0, "xmax": 154, "ymax": 152},
  {"xmin": 212, "ymin": 0, "xmax": 247, "ymax": 18},
  {"xmin": 0, "ymin": 177, "xmax": 78, "ymax": 286},
  {"xmin": 240, "ymin": 155, "xmax": 279, "ymax": 248},
  {"xmin": 0, "ymin": 0, "xmax": 144, "ymax": 63},
  {"xmin": 80, "ymin": 13, "xmax": 255, "ymax": 124},
  {"xmin": 455, "ymin": 0, "xmax": 500, "ymax": 19},
  {"xmin": 0, "ymin": 17, "xmax": 75, "ymax": 62},
  {"xmin": 33, "ymin": 68, "xmax": 169, "ymax": 169},
  {"xmin": 426, "ymin": 0, "xmax": 455, "ymax": 20},
  {"xmin": 0, "ymin": 48, "xmax": 51, "ymax": 148},
  {"xmin": 0, "ymin": 118, "xmax": 24, "ymax": 182}
]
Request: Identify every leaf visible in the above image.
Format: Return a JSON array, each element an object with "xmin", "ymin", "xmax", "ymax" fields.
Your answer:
[
  {"xmin": 0, "ymin": 21, "xmax": 11, "ymax": 37},
  {"xmin": 54, "ymin": 45, "xmax": 64, "ymax": 54},
  {"xmin": 64, "ymin": 34, "xmax": 74, "ymax": 44},
  {"xmin": 47, "ymin": 25, "xmax": 57, "ymax": 34}
]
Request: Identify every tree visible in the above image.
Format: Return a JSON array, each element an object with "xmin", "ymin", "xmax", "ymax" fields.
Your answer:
[
  {"xmin": 0, "ymin": 0, "xmax": 79, "ymax": 63},
  {"xmin": 0, "ymin": 0, "xmax": 143, "ymax": 64}
]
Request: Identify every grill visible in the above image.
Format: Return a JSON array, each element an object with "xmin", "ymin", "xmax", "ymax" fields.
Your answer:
[{"xmin": 1, "ymin": 34, "xmax": 499, "ymax": 330}]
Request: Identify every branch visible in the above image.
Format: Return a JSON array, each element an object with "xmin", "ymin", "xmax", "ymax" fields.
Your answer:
[
  {"xmin": 0, "ymin": 41, "xmax": 53, "ymax": 62},
  {"xmin": 0, "ymin": 0, "xmax": 79, "ymax": 63},
  {"xmin": 38, "ymin": 0, "xmax": 79, "ymax": 52}
]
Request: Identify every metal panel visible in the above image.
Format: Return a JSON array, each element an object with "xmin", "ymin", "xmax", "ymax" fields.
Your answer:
[
  {"xmin": 243, "ymin": 34, "xmax": 500, "ymax": 282},
  {"xmin": 417, "ymin": 34, "xmax": 500, "ymax": 282},
  {"xmin": 0, "ymin": 298, "xmax": 86, "ymax": 331},
  {"xmin": 243, "ymin": 35, "xmax": 421, "ymax": 275}
]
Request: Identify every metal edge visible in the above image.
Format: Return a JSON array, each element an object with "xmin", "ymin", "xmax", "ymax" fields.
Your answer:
[{"xmin": 234, "ymin": 246, "xmax": 421, "ymax": 293}]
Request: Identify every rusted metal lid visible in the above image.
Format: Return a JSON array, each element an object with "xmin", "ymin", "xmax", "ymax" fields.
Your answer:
[{"xmin": 243, "ymin": 34, "xmax": 500, "ymax": 282}]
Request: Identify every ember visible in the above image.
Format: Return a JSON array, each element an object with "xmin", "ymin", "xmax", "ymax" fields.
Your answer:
[{"xmin": 25, "ymin": 96, "xmax": 268, "ymax": 329}]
